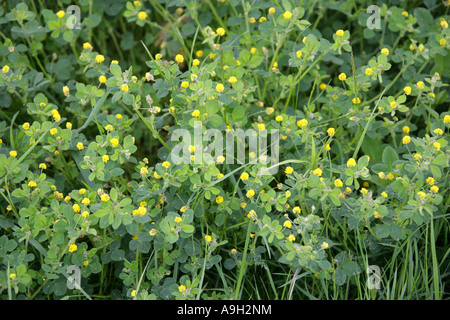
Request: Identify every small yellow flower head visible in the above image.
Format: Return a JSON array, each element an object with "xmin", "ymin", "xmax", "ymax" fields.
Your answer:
[
  {"xmin": 140, "ymin": 166, "xmax": 149, "ymax": 175},
  {"xmin": 416, "ymin": 81, "xmax": 425, "ymax": 90},
  {"xmin": 291, "ymin": 206, "xmax": 301, "ymax": 214},
  {"xmin": 319, "ymin": 83, "xmax": 327, "ymax": 90},
  {"xmin": 426, "ymin": 177, "xmax": 435, "ymax": 186},
  {"xmin": 162, "ymin": 161, "xmax": 171, "ymax": 169},
  {"xmin": 275, "ymin": 115, "xmax": 283, "ymax": 122},
  {"xmin": 295, "ymin": 50, "xmax": 303, "ymax": 58},
  {"xmin": 216, "ymin": 155, "xmax": 225, "ymax": 164},
  {"xmin": 121, "ymin": 84, "xmax": 129, "ymax": 92},
  {"xmin": 205, "ymin": 235, "xmax": 212, "ymax": 243},
  {"xmin": 76, "ymin": 142, "xmax": 84, "ymax": 150},
  {"xmin": 83, "ymin": 42, "xmax": 93, "ymax": 50},
  {"xmin": 195, "ymin": 50, "xmax": 204, "ymax": 58},
  {"xmin": 175, "ymin": 54, "xmax": 184, "ymax": 63},
  {"xmin": 347, "ymin": 158, "xmax": 356, "ymax": 167},
  {"xmin": 81, "ymin": 211, "xmax": 90, "ymax": 218},
  {"xmin": 57, "ymin": 10, "xmax": 65, "ymax": 18},
  {"xmin": 365, "ymin": 68, "xmax": 373, "ymax": 76},
  {"xmin": 321, "ymin": 242, "xmax": 329, "ymax": 249},
  {"xmin": 440, "ymin": 39, "xmax": 447, "ymax": 46},
  {"xmin": 2, "ymin": 65, "xmax": 10, "ymax": 73},
  {"xmin": 417, "ymin": 191, "xmax": 426, "ymax": 200},
  {"xmin": 402, "ymin": 126, "xmax": 410, "ymax": 134},
  {"xmin": 111, "ymin": 60, "xmax": 119, "ymax": 65},
  {"xmin": 217, "ymin": 173, "xmax": 224, "ymax": 179},
  {"xmin": 336, "ymin": 29, "xmax": 345, "ymax": 37},
  {"xmin": 50, "ymin": 128, "xmax": 58, "ymax": 136},
  {"xmin": 137, "ymin": 11, "xmax": 148, "ymax": 20},
  {"xmin": 381, "ymin": 192, "xmax": 388, "ymax": 198},
  {"xmin": 192, "ymin": 58, "xmax": 200, "ymax": 66},
  {"xmin": 66, "ymin": 122, "xmax": 72, "ymax": 130},
  {"xmin": 69, "ymin": 243, "xmax": 78, "ymax": 253},
  {"xmin": 433, "ymin": 142, "xmax": 440, "ymax": 151},
  {"xmin": 401, "ymin": 11, "xmax": 408, "ymax": 17},
  {"xmin": 9, "ymin": 273, "xmax": 17, "ymax": 280},
  {"xmin": 325, "ymin": 144, "xmax": 331, "ymax": 151},
  {"xmin": 327, "ymin": 127, "xmax": 336, "ymax": 136},
  {"xmin": 440, "ymin": 19, "xmax": 449, "ymax": 29},
  {"xmin": 334, "ymin": 179, "xmax": 343, "ymax": 187},
  {"xmin": 9, "ymin": 150, "xmax": 18, "ymax": 158},
  {"xmin": 285, "ymin": 166, "xmax": 294, "ymax": 174},
  {"xmin": 268, "ymin": 7, "xmax": 275, "ymax": 15},
  {"xmin": 149, "ymin": 229, "xmax": 158, "ymax": 236},
  {"xmin": 338, "ymin": 73, "xmax": 347, "ymax": 81},
  {"xmin": 178, "ymin": 285, "xmax": 187, "ymax": 293},
  {"xmin": 250, "ymin": 47, "xmax": 257, "ymax": 54},
  {"xmin": 131, "ymin": 290, "xmax": 137, "ymax": 297},
  {"xmin": 257, "ymin": 123, "xmax": 266, "ymax": 130},
  {"xmin": 433, "ymin": 128, "xmax": 443, "ymax": 135},
  {"xmin": 101, "ymin": 194, "xmax": 110, "ymax": 202},
  {"xmin": 192, "ymin": 109, "xmax": 200, "ymax": 117},
  {"xmin": 444, "ymin": 115, "xmax": 450, "ymax": 123},
  {"xmin": 153, "ymin": 171, "xmax": 161, "ymax": 179},
  {"xmin": 283, "ymin": 220, "xmax": 292, "ymax": 228},
  {"xmin": 430, "ymin": 186, "xmax": 439, "ymax": 193},
  {"xmin": 63, "ymin": 85, "xmax": 70, "ymax": 97},
  {"xmin": 28, "ymin": 181, "xmax": 37, "ymax": 188},
  {"xmin": 418, "ymin": 44, "xmax": 424, "ymax": 51},
  {"xmin": 287, "ymin": 234, "xmax": 296, "ymax": 242},
  {"xmin": 246, "ymin": 189, "xmax": 255, "ymax": 198},
  {"xmin": 110, "ymin": 138, "xmax": 119, "ymax": 147},
  {"xmin": 402, "ymin": 136, "xmax": 411, "ymax": 144},
  {"xmin": 216, "ymin": 27, "xmax": 225, "ymax": 36},
  {"xmin": 381, "ymin": 48, "xmax": 389, "ymax": 56},
  {"xmin": 95, "ymin": 54, "xmax": 105, "ymax": 63},
  {"xmin": 312, "ymin": 168, "xmax": 322, "ymax": 176},
  {"xmin": 409, "ymin": 44, "xmax": 415, "ymax": 51},
  {"xmin": 360, "ymin": 188, "xmax": 368, "ymax": 194},
  {"xmin": 81, "ymin": 197, "xmax": 90, "ymax": 206},
  {"xmin": 228, "ymin": 76, "xmax": 237, "ymax": 84},
  {"xmin": 240, "ymin": 172, "xmax": 249, "ymax": 181},
  {"xmin": 39, "ymin": 163, "xmax": 47, "ymax": 170},
  {"xmin": 296, "ymin": 118, "xmax": 308, "ymax": 128},
  {"xmin": 99, "ymin": 75, "xmax": 107, "ymax": 83},
  {"xmin": 174, "ymin": 217, "xmax": 183, "ymax": 223},
  {"xmin": 216, "ymin": 196, "xmax": 224, "ymax": 204},
  {"xmin": 283, "ymin": 10, "xmax": 293, "ymax": 19},
  {"xmin": 181, "ymin": 81, "xmax": 189, "ymax": 88}
]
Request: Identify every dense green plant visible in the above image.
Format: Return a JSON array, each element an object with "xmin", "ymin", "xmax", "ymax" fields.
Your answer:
[{"xmin": 0, "ymin": 0, "xmax": 448, "ymax": 300}]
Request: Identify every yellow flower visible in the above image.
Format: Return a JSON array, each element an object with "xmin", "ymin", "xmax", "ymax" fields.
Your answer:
[
  {"xmin": 296, "ymin": 50, "xmax": 303, "ymax": 58},
  {"xmin": 409, "ymin": 44, "xmax": 415, "ymax": 51},
  {"xmin": 28, "ymin": 181, "xmax": 37, "ymax": 188},
  {"xmin": 56, "ymin": 10, "xmax": 65, "ymax": 18},
  {"xmin": 217, "ymin": 173, "xmax": 224, "ymax": 179},
  {"xmin": 95, "ymin": 54, "xmax": 105, "ymax": 63},
  {"xmin": 216, "ymin": 27, "xmax": 225, "ymax": 36},
  {"xmin": 76, "ymin": 142, "xmax": 84, "ymax": 150},
  {"xmin": 327, "ymin": 127, "xmax": 335, "ymax": 136},
  {"xmin": 101, "ymin": 194, "xmax": 110, "ymax": 202},
  {"xmin": 268, "ymin": 7, "xmax": 275, "ymax": 15},
  {"xmin": 246, "ymin": 189, "xmax": 255, "ymax": 198},
  {"xmin": 81, "ymin": 211, "xmax": 90, "ymax": 218},
  {"xmin": 69, "ymin": 244, "xmax": 78, "ymax": 253},
  {"xmin": 319, "ymin": 83, "xmax": 327, "ymax": 90},
  {"xmin": 140, "ymin": 166, "xmax": 148, "ymax": 175},
  {"xmin": 2, "ymin": 65, "xmax": 10, "ymax": 73},
  {"xmin": 216, "ymin": 155, "xmax": 225, "ymax": 164},
  {"xmin": 162, "ymin": 161, "xmax": 170, "ymax": 168},
  {"xmin": 285, "ymin": 166, "xmax": 294, "ymax": 174},
  {"xmin": 296, "ymin": 118, "xmax": 308, "ymax": 128},
  {"xmin": 426, "ymin": 177, "xmax": 435, "ymax": 185},
  {"xmin": 9, "ymin": 150, "xmax": 17, "ymax": 158},
  {"xmin": 174, "ymin": 216, "xmax": 183, "ymax": 223},
  {"xmin": 249, "ymin": 17, "xmax": 256, "ymax": 23},
  {"xmin": 444, "ymin": 115, "xmax": 450, "ymax": 123},
  {"xmin": 336, "ymin": 29, "xmax": 345, "ymax": 37},
  {"xmin": 181, "ymin": 81, "xmax": 189, "ymax": 88},
  {"xmin": 137, "ymin": 11, "xmax": 147, "ymax": 20},
  {"xmin": 149, "ymin": 229, "xmax": 158, "ymax": 236},
  {"xmin": 205, "ymin": 235, "xmax": 212, "ymax": 243},
  {"xmin": 110, "ymin": 138, "xmax": 119, "ymax": 147},
  {"xmin": 257, "ymin": 123, "xmax": 265, "ymax": 130},
  {"xmin": 175, "ymin": 54, "xmax": 184, "ymax": 63},
  {"xmin": 22, "ymin": 122, "xmax": 30, "ymax": 130},
  {"xmin": 440, "ymin": 39, "xmax": 447, "ymax": 46},
  {"xmin": 240, "ymin": 172, "xmax": 249, "ymax": 180},
  {"xmin": 192, "ymin": 59, "xmax": 200, "ymax": 66},
  {"xmin": 39, "ymin": 163, "xmax": 47, "ymax": 170},
  {"xmin": 99, "ymin": 75, "xmax": 107, "ymax": 83},
  {"xmin": 83, "ymin": 260, "xmax": 89, "ymax": 266},
  {"xmin": 360, "ymin": 188, "xmax": 368, "ymax": 194},
  {"xmin": 416, "ymin": 81, "xmax": 425, "ymax": 90},
  {"xmin": 275, "ymin": 115, "xmax": 283, "ymax": 122},
  {"xmin": 312, "ymin": 168, "xmax": 322, "ymax": 176},
  {"xmin": 402, "ymin": 136, "xmax": 411, "ymax": 144},
  {"xmin": 402, "ymin": 11, "xmax": 408, "ymax": 17},
  {"xmin": 433, "ymin": 128, "xmax": 443, "ymax": 135},
  {"xmin": 154, "ymin": 172, "xmax": 161, "ymax": 179},
  {"xmin": 66, "ymin": 122, "xmax": 72, "ymax": 130},
  {"xmin": 338, "ymin": 73, "xmax": 347, "ymax": 81},
  {"xmin": 196, "ymin": 50, "xmax": 203, "ymax": 58},
  {"xmin": 192, "ymin": 109, "xmax": 200, "ymax": 117},
  {"xmin": 216, "ymin": 196, "xmax": 224, "ymax": 204},
  {"xmin": 63, "ymin": 85, "xmax": 70, "ymax": 96},
  {"xmin": 213, "ymin": 83, "xmax": 225, "ymax": 93},
  {"xmin": 381, "ymin": 192, "xmax": 388, "ymax": 198},
  {"xmin": 365, "ymin": 68, "xmax": 373, "ymax": 76},
  {"xmin": 402, "ymin": 126, "xmax": 410, "ymax": 133},
  {"xmin": 417, "ymin": 191, "xmax": 426, "ymax": 200},
  {"xmin": 346, "ymin": 158, "xmax": 356, "ymax": 167},
  {"xmin": 321, "ymin": 242, "xmax": 329, "ymax": 249},
  {"xmin": 283, "ymin": 220, "xmax": 292, "ymax": 228},
  {"xmin": 121, "ymin": 84, "xmax": 129, "ymax": 92},
  {"xmin": 228, "ymin": 76, "xmax": 237, "ymax": 84},
  {"xmin": 83, "ymin": 42, "xmax": 93, "ymax": 50},
  {"xmin": 50, "ymin": 128, "xmax": 58, "ymax": 135},
  {"xmin": 430, "ymin": 186, "xmax": 439, "ymax": 193},
  {"xmin": 259, "ymin": 17, "xmax": 267, "ymax": 23},
  {"xmin": 381, "ymin": 48, "xmax": 389, "ymax": 55},
  {"xmin": 418, "ymin": 44, "xmax": 424, "ymax": 51},
  {"xmin": 433, "ymin": 142, "xmax": 440, "ymax": 151},
  {"xmin": 334, "ymin": 179, "xmax": 343, "ymax": 187},
  {"xmin": 287, "ymin": 234, "xmax": 296, "ymax": 242},
  {"xmin": 81, "ymin": 197, "xmax": 90, "ymax": 205},
  {"xmin": 9, "ymin": 273, "xmax": 17, "ymax": 280}
]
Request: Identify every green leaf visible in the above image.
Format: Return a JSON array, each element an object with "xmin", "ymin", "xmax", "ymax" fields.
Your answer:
[{"xmin": 382, "ymin": 146, "xmax": 398, "ymax": 170}]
